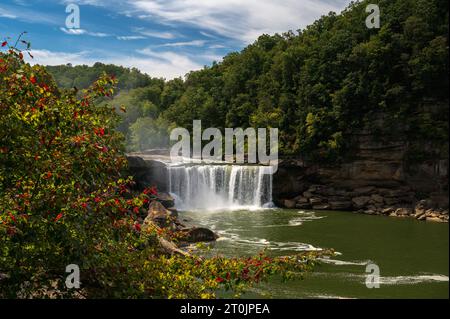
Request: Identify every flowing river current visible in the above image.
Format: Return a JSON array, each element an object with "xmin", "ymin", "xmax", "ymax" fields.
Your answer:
[{"xmin": 167, "ymin": 164, "xmax": 449, "ymax": 298}]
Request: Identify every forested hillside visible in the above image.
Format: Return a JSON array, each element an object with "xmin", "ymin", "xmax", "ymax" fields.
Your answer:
[
  {"xmin": 46, "ymin": 63, "xmax": 158, "ymax": 91},
  {"xmin": 47, "ymin": 0, "xmax": 449, "ymax": 162}
]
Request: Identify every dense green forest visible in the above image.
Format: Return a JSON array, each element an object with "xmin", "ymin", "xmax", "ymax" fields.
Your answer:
[{"xmin": 47, "ymin": 0, "xmax": 449, "ymax": 162}]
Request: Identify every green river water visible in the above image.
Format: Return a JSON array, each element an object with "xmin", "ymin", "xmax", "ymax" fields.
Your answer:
[{"xmin": 183, "ymin": 209, "xmax": 449, "ymax": 299}]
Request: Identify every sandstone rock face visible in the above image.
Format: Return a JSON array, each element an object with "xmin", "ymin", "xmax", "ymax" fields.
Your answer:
[
  {"xmin": 272, "ymin": 160, "xmax": 308, "ymax": 200},
  {"xmin": 352, "ymin": 196, "xmax": 371, "ymax": 209},
  {"xmin": 127, "ymin": 155, "xmax": 169, "ymax": 192},
  {"xmin": 296, "ymin": 202, "xmax": 311, "ymax": 209},
  {"xmin": 295, "ymin": 196, "xmax": 309, "ymax": 204},
  {"xmin": 273, "ymin": 109, "xmax": 448, "ymax": 223},
  {"xmin": 274, "ymin": 105, "xmax": 449, "ymax": 221},
  {"xmin": 371, "ymin": 194, "xmax": 384, "ymax": 204},
  {"xmin": 354, "ymin": 186, "xmax": 376, "ymax": 196},
  {"xmin": 277, "ymin": 182, "xmax": 448, "ymax": 223},
  {"xmin": 310, "ymin": 197, "xmax": 324, "ymax": 205},
  {"xmin": 329, "ymin": 201, "xmax": 352, "ymax": 210}
]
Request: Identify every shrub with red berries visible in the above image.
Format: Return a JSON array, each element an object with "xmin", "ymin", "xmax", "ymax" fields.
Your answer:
[{"xmin": 0, "ymin": 35, "xmax": 328, "ymax": 299}]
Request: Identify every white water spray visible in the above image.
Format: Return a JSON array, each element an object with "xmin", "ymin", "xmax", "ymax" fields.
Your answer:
[{"xmin": 168, "ymin": 164, "xmax": 273, "ymax": 211}]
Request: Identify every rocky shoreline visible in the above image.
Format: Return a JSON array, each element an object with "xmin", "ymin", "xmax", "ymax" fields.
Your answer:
[{"xmin": 277, "ymin": 184, "xmax": 448, "ymax": 223}]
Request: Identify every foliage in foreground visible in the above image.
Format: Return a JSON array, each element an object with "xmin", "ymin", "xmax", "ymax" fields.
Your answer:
[{"xmin": 0, "ymin": 41, "xmax": 328, "ymax": 298}]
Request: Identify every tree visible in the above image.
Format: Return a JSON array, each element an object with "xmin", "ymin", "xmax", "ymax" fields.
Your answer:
[{"xmin": 129, "ymin": 117, "xmax": 169, "ymax": 152}]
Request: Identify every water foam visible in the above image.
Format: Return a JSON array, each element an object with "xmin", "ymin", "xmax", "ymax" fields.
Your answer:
[{"xmin": 169, "ymin": 164, "xmax": 273, "ymax": 211}]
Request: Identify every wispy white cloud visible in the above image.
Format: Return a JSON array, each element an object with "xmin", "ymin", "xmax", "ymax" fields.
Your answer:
[
  {"xmin": 25, "ymin": 49, "xmax": 92, "ymax": 66},
  {"xmin": 116, "ymin": 35, "xmax": 146, "ymax": 41},
  {"xmin": 60, "ymin": 27, "xmax": 109, "ymax": 37},
  {"xmin": 136, "ymin": 47, "xmax": 203, "ymax": 77},
  {"xmin": 59, "ymin": 0, "xmax": 114, "ymax": 6},
  {"xmin": 209, "ymin": 44, "xmax": 226, "ymax": 49},
  {"xmin": 158, "ymin": 40, "xmax": 206, "ymax": 47},
  {"xmin": 0, "ymin": 8, "xmax": 18, "ymax": 19},
  {"xmin": 0, "ymin": 5, "xmax": 60, "ymax": 25},
  {"xmin": 198, "ymin": 53, "xmax": 223, "ymax": 63},
  {"xmin": 134, "ymin": 27, "xmax": 177, "ymax": 39},
  {"xmin": 114, "ymin": 54, "xmax": 203, "ymax": 79},
  {"xmin": 12, "ymin": 0, "xmax": 28, "ymax": 5},
  {"xmin": 60, "ymin": 27, "xmax": 87, "ymax": 35},
  {"xmin": 200, "ymin": 31, "xmax": 218, "ymax": 39},
  {"xmin": 26, "ymin": 48, "xmax": 203, "ymax": 80},
  {"xmin": 130, "ymin": 0, "xmax": 349, "ymax": 44}
]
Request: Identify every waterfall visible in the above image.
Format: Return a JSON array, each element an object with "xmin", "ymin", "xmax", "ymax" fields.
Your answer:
[{"xmin": 168, "ymin": 164, "xmax": 273, "ymax": 211}]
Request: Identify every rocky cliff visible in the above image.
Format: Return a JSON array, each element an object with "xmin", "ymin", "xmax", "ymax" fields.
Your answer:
[
  {"xmin": 273, "ymin": 109, "xmax": 449, "ymax": 223},
  {"xmin": 127, "ymin": 154, "xmax": 169, "ymax": 192}
]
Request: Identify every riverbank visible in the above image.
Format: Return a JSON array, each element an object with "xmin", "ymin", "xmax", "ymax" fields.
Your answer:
[{"xmin": 276, "ymin": 184, "xmax": 448, "ymax": 223}]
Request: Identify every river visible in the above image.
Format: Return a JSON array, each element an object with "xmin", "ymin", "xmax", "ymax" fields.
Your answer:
[
  {"xmin": 167, "ymin": 163, "xmax": 448, "ymax": 298},
  {"xmin": 182, "ymin": 208, "xmax": 449, "ymax": 299}
]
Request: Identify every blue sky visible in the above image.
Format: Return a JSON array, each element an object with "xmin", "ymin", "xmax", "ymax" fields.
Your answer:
[{"xmin": 1, "ymin": 0, "xmax": 350, "ymax": 79}]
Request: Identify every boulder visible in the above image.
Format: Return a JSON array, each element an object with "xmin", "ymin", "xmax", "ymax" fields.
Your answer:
[
  {"xmin": 329, "ymin": 201, "xmax": 353, "ymax": 210},
  {"xmin": 415, "ymin": 199, "xmax": 434, "ymax": 210},
  {"xmin": 394, "ymin": 207, "xmax": 413, "ymax": 216},
  {"xmin": 295, "ymin": 202, "xmax": 312, "ymax": 209},
  {"xmin": 371, "ymin": 194, "xmax": 384, "ymax": 204},
  {"xmin": 354, "ymin": 186, "xmax": 376, "ymax": 196},
  {"xmin": 417, "ymin": 213, "xmax": 427, "ymax": 221},
  {"xmin": 352, "ymin": 196, "xmax": 371, "ymax": 209},
  {"xmin": 181, "ymin": 227, "xmax": 218, "ymax": 242},
  {"xmin": 384, "ymin": 197, "xmax": 400, "ymax": 206},
  {"xmin": 126, "ymin": 156, "xmax": 169, "ymax": 192},
  {"xmin": 385, "ymin": 189, "xmax": 407, "ymax": 198},
  {"xmin": 310, "ymin": 197, "xmax": 325, "ymax": 205},
  {"xmin": 168, "ymin": 208, "xmax": 179, "ymax": 218},
  {"xmin": 426, "ymin": 217, "xmax": 446, "ymax": 223},
  {"xmin": 147, "ymin": 201, "xmax": 174, "ymax": 228},
  {"xmin": 295, "ymin": 196, "xmax": 309, "ymax": 204},
  {"xmin": 381, "ymin": 207, "xmax": 395, "ymax": 215},
  {"xmin": 335, "ymin": 190, "xmax": 350, "ymax": 197},
  {"xmin": 283, "ymin": 199, "xmax": 297, "ymax": 209},
  {"xmin": 389, "ymin": 212, "xmax": 398, "ymax": 217},
  {"xmin": 303, "ymin": 191, "xmax": 313, "ymax": 199},
  {"xmin": 329, "ymin": 195, "xmax": 351, "ymax": 202},
  {"xmin": 363, "ymin": 209, "xmax": 377, "ymax": 215},
  {"xmin": 157, "ymin": 192, "xmax": 175, "ymax": 209}
]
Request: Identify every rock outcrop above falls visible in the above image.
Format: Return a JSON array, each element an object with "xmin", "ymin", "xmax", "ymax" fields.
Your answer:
[{"xmin": 127, "ymin": 154, "xmax": 169, "ymax": 192}]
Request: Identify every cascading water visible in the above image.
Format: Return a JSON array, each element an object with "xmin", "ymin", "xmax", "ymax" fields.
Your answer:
[{"xmin": 168, "ymin": 164, "xmax": 273, "ymax": 211}]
